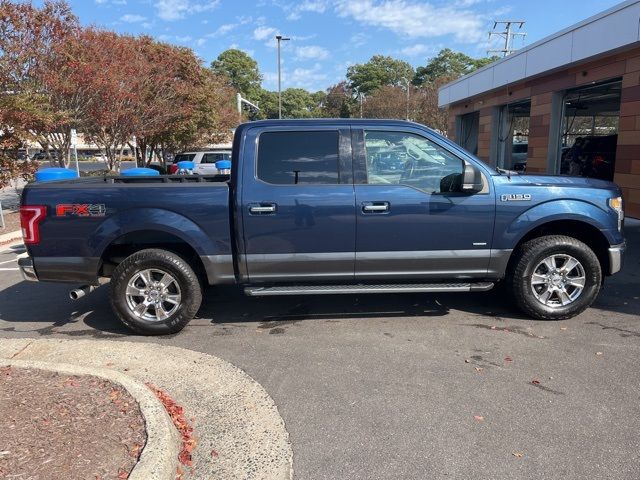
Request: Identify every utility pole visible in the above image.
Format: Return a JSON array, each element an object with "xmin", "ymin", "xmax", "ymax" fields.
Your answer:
[
  {"xmin": 276, "ymin": 34, "xmax": 290, "ymax": 119},
  {"xmin": 488, "ymin": 21, "xmax": 526, "ymax": 57}
]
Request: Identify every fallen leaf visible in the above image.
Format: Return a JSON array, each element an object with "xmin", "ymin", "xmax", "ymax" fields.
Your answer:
[
  {"xmin": 106, "ymin": 362, "xmax": 115, "ymax": 367},
  {"xmin": 512, "ymin": 451, "xmax": 524, "ymax": 458},
  {"xmin": 560, "ymin": 327, "xmax": 567, "ymax": 331},
  {"xmin": 117, "ymin": 469, "xmax": 128, "ymax": 479},
  {"xmin": 474, "ymin": 367, "xmax": 483, "ymax": 372},
  {"xmin": 531, "ymin": 379, "xmax": 541, "ymax": 385},
  {"xmin": 474, "ymin": 415, "xmax": 484, "ymax": 421},
  {"xmin": 596, "ymin": 352, "xmax": 603, "ymax": 356},
  {"xmin": 211, "ymin": 450, "xmax": 219, "ymax": 458},
  {"xmin": 504, "ymin": 356, "xmax": 513, "ymax": 363},
  {"xmin": 490, "ymin": 326, "xmax": 497, "ymax": 330}
]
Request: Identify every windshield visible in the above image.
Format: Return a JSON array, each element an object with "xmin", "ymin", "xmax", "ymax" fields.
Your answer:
[{"xmin": 172, "ymin": 153, "xmax": 196, "ymax": 164}]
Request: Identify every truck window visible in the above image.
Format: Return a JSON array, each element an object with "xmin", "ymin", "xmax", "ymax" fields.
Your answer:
[
  {"xmin": 202, "ymin": 152, "xmax": 231, "ymax": 164},
  {"xmin": 172, "ymin": 153, "xmax": 196, "ymax": 164},
  {"xmin": 257, "ymin": 131, "xmax": 339, "ymax": 185},
  {"xmin": 364, "ymin": 131, "xmax": 464, "ymax": 193}
]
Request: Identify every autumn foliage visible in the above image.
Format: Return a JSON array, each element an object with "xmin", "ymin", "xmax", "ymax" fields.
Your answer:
[{"xmin": 0, "ymin": 0, "xmax": 237, "ymax": 170}]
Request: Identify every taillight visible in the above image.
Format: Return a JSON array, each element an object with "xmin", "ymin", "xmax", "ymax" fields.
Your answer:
[
  {"xmin": 20, "ymin": 205, "xmax": 46, "ymax": 245},
  {"xmin": 168, "ymin": 164, "xmax": 178, "ymax": 174}
]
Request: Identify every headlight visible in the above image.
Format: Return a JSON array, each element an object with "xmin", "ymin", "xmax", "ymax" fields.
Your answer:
[{"xmin": 609, "ymin": 196, "xmax": 624, "ymax": 231}]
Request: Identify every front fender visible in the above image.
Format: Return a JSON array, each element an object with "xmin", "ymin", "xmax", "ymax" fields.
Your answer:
[
  {"xmin": 497, "ymin": 199, "xmax": 621, "ymax": 249},
  {"xmin": 90, "ymin": 207, "xmax": 227, "ymax": 258}
]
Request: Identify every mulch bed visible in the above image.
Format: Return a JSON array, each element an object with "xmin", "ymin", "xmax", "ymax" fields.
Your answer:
[{"xmin": 0, "ymin": 366, "xmax": 147, "ymax": 480}]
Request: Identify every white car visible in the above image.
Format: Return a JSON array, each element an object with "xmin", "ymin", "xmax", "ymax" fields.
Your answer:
[{"xmin": 169, "ymin": 150, "xmax": 232, "ymax": 175}]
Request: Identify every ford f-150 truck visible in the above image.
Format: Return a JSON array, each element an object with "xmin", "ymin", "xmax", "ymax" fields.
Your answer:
[{"xmin": 18, "ymin": 120, "xmax": 626, "ymax": 335}]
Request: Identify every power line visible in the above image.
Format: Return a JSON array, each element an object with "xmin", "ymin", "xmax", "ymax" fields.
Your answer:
[{"xmin": 487, "ymin": 21, "xmax": 527, "ymax": 57}]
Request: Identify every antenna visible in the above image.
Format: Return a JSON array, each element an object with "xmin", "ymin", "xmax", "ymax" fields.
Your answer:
[{"xmin": 488, "ymin": 21, "xmax": 526, "ymax": 57}]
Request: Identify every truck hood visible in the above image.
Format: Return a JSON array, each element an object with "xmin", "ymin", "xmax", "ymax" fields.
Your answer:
[{"xmin": 507, "ymin": 174, "xmax": 619, "ymax": 192}]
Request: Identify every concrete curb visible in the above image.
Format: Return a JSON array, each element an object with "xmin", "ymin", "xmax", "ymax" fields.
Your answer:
[
  {"xmin": 0, "ymin": 229, "xmax": 21, "ymax": 244},
  {"xmin": 0, "ymin": 358, "xmax": 180, "ymax": 480}
]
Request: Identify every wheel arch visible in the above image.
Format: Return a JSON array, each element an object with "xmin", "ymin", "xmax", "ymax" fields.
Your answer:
[{"xmin": 506, "ymin": 219, "xmax": 611, "ymax": 277}]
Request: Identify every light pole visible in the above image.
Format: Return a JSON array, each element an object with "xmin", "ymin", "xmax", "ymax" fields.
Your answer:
[
  {"xmin": 401, "ymin": 77, "xmax": 410, "ymax": 121},
  {"xmin": 276, "ymin": 34, "xmax": 290, "ymax": 119}
]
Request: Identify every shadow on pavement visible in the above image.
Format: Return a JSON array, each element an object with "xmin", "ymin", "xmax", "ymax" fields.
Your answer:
[{"xmin": 0, "ymin": 220, "xmax": 637, "ymax": 336}]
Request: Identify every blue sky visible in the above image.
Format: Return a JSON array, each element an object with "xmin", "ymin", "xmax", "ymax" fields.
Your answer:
[{"xmin": 37, "ymin": 0, "xmax": 623, "ymax": 93}]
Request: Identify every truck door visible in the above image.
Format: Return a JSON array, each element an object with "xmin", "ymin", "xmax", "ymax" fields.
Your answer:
[
  {"xmin": 240, "ymin": 126, "xmax": 355, "ymax": 282},
  {"xmin": 353, "ymin": 127, "xmax": 495, "ymax": 280}
]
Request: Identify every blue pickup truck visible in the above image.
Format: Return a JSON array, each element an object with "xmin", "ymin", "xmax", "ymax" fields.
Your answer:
[{"xmin": 19, "ymin": 120, "xmax": 625, "ymax": 334}]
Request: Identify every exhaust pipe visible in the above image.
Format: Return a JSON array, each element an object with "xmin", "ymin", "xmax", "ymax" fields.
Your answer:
[{"xmin": 69, "ymin": 285, "xmax": 96, "ymax": 300}]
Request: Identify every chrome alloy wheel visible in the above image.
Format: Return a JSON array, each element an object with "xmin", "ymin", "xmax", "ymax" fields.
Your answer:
[
  {"xmin": 125, "ymin": 269, "xmax": 182, "ymax": 321},
  {"xmin": 530, "ymin": 254, "xmax": 586, "ymax": 307}
]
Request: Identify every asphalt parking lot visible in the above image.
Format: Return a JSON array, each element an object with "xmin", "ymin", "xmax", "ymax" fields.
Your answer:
[{"xmin": 1, "ymin": 221, "xmax": 639, "ymax": 480}]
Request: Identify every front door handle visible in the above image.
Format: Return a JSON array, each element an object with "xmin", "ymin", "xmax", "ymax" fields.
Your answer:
[
  {"xmin": 362, "ymin": 202, "xmax": 390, "ymax": 213},
  {"xmin": 249, "ymin": 203, "xmax": 277, "ymax": 214}
]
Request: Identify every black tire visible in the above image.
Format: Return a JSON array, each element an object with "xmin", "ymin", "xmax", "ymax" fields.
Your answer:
[
  {"xmin": 110, "ymin": 249, "xmax": 202, "ymax": 335},
  {"xmin": 506, "ymin": 235, "xmax": 602, "ymax": 320}
]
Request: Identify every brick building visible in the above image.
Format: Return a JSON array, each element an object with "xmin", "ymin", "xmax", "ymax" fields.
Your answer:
[{"xmin": 438, "ymin": 0, "xmax": 640, "ymax": 218}]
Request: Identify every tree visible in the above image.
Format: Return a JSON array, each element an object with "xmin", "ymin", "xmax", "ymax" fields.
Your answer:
[
  {"xmin": 0, "ymin": 0, "xmax": 80, "ymax": 167},
  {"xmin": 321, "ymin": 82, "xmax": 356, "ymax": 118},
  {"xmin": 211, "ymin": 49, "xmax": 262, "ymax": 100},
  {"xmin": 254, "ymin": 88, "xmax": 324, "ymax": 119},
  {"xmin": 413, "ymin": 48, "xmax": 498, "ymax": 85},
  {"xmin": 347, "ymin": 55, "xmax": 415, "ymax": 96}
]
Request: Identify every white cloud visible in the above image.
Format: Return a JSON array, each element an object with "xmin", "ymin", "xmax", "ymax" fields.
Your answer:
[
  {"xmin": 207, "ymin": 23, "xmax": 237, "ymax": 37},
  {"xmin": 287, "ymin": 0, "xmax": 328, "ymax": 20},
  {"xmin": 295, "ymin": 45, "xmax": 329, "ymax": 61},
  {"xmin": 350, "ymin": 32, "xmax": 368, "ymax": 47},
  {"xmin": 96, "ymin": 0, "xmax": 127, "ymax": 4},
  {"xmin": 196, "ymin": 38, "xmax": 206, "ymax": 46},
  {"xmin": 334, "ymin": 0, "xmax": 485, "ymax": 43},
  {"xmin": 253, "ymin": 26, "xmax": 277, "ymax": 41},
  {"xmin": 154, "ymin": 0, "xmax": 220, "ymax": 21},
  {"xmin": 120, "ymin": 13, "xmax": 146, "ymax": 23},
  {"xmin": 399, "ymin": 43, "xmax": 436, "ymax": 57},
  {"xmin": 264, "ymin": 63, "xmax": 328, "ymax": 91}
]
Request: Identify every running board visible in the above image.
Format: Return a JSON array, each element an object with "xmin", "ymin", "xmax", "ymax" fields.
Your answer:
[{"xmin": 245, "ymin": 282, "xmax": 494, "ymax": 296}]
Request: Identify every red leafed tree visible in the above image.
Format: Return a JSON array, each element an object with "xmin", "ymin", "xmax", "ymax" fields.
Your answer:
[
  {"xmin": 64, "ymin": 28, "xmax": 141, "ymax": 171},
  {"xmin": 0, "ymin": 0, "xmax": 79, "ymax": 166}
]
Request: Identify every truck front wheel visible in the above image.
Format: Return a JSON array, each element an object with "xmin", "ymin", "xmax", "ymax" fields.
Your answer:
[
  {"xmin": 506, "ymin": 235, "xmax": 602, "ymax": 320},
  {"xmin": 110, "ymin": 249, "xmax": 202, "ymax": 335}
]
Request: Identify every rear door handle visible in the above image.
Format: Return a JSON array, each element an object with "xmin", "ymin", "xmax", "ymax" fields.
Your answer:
[
  {"xmin": 249, "ymin": 203, "xmax": 277, "ymax": 214},
  {"xmin": 362, "ymin": 202, "xmax": 390, "ymax": 213}
]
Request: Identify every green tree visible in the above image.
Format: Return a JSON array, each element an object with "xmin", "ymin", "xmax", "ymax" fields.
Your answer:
[
  {"xmin": 413, "ymin": 48, "xmax": 498, "ymax": 85},
  {"xmin": 347, "ymin": 55, "xmax": 415, "ymax": 96},
  {"xmin": 321, "ymin": 82, "xmax": 356, "ymax": 118},
  {"xmin": 211, "ymin": 49, "xmax": 262, "ymax": 100}
]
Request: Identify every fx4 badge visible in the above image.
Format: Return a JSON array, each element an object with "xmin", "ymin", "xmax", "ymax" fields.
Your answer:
[
  {"xmin": 500, "ymin": 194, "xmax": 531, "ymax": 202},
  {"xmin": 56, "ymin": 203, "xmax": 106, "ymax": 217}
]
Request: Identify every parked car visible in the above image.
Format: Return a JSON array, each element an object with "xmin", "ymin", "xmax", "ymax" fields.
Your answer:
[
  {"xmin": 31, "ymin": 151, "xmax": 59, "ymax": 162},
  {"xmin": 19, "ymin": 119, "xmax": 625, "ymax": 335},
  {"xmin": 560, "ymin": 135, "xmax": 617, "ymax": 181},
  {"xmin": 168, "ymin": 150, "xmax": 232, "ymax": 174}
]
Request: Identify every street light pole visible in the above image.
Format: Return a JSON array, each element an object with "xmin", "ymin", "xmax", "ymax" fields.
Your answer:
[{"xmin": 276, "ymin": 34, "xmax": 290, "ymax": 119}]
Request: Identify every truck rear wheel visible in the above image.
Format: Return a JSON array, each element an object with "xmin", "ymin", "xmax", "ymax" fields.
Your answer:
[
  {"xmin": 110, "ymin": 249, "xmax": 202, "ymax": 335},
  {"xmin": 506, "ymin": 235, "xmax": 602, "ymax": 320}
]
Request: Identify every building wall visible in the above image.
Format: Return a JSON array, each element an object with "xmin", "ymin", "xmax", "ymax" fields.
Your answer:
[{"xmin": 447, "ymin": 46, "xmax": 640, "ymax": 218}]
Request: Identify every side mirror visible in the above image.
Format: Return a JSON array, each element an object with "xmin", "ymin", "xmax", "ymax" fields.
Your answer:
[{"xmin": 461, "ymin": 163, "xmax": 483, "ymax": 193}]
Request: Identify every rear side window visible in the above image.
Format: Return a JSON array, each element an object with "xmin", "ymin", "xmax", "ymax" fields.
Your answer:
[
  {"xmin": 257, "ymin": 131, "xmax": 339, "ymax": 185},
  {"xmin": 173, "ymin": 153, "xmax": 196, "ymax": 164},
  {"xmin": 202, "ymin": 152, "xmax": 231, "ymax": 164}
]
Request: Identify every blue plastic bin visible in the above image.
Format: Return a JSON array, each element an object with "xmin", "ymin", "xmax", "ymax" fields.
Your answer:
[
  {"xmin": 35, "ymin": 168, "xmax": 78, "ymax": 183},
  {"xmin": 215, "ymin": 160, "xmax": 231, "ymax": 174},
  {"xmin": 121, "ymin": 168, "xmax": 160, "ymax": 176},
  {"xmin": 176, "ymin": 161, "xmax": 195, "ymax": 171}
]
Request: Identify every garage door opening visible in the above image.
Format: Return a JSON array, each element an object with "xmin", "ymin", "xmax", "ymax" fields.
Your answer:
[
  {"xmin": 495, "ymin": 100, "xmax": 531, "ymax": 171},
  {"xmin": 559, "ymin": 79, "xmax": 621, "ymax": 181}
]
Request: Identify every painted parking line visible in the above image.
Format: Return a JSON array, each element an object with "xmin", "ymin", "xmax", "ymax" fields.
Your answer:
[
  {"xmin": 0, "ymin": 267, "xmax": 19, "ymax": 271},
  {"xmin": 0, "ymin": 258, "xmax": 17, "ymax": 265}
]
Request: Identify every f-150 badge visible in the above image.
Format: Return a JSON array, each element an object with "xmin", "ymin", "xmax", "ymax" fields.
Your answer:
[
  {"xmin": 500, "ymin": 194, "xmax": 531, "ymax": 202},
  {"xmin": 56, "ymin": 203, "xmax": 106, "ymax": 217}
]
